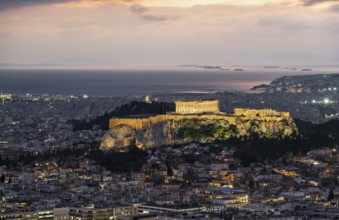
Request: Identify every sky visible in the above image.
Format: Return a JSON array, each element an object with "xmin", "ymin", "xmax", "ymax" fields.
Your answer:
[{"xmin": 0, "ymin": 0, "xmax": 339, "ymax": 66}]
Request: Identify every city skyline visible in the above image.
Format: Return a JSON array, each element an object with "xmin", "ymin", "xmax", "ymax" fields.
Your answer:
[
  {"xmin": 0, "ymin": 0, "xmax": 339, "ymax": 66},
  {"xmin": 1, "ymin": 2, "xmax": 339, "ymax": 217}
]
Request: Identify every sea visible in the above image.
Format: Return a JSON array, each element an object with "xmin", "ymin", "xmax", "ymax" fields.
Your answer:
[{"xmin": 0, "ymin": 66, "xmax": 338, "ymax": 96}]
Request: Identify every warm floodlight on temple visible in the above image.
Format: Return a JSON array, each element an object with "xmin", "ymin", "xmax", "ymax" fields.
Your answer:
[
  {"xmin": 175, "ymin": 100, "xmax": 220, "ymax": 114},
  {"xmin": 102, "ymin": 100, "xmax": 297, "ymax": 150}
]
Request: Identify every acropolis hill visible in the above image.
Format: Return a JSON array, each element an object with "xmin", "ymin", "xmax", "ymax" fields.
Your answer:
[
  {"xmin": 109, "ymin": 100, "xmax": 291, "ymax": 131},
  {"xmin": 101, "ymin": 100, "xmax": 297, "ymax": 150}
]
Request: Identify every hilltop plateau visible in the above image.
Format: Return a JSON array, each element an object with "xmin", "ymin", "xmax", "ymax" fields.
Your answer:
[
  {"xmin": 100, "ymin": 117, "xmax": 297, "ymax": 150},
  {"xmin": 100, "ymin": 101, "xmax": 298, "ymax": 150}
]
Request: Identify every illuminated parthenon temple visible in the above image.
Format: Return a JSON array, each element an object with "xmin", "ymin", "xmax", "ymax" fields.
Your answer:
[{"xmin": 175, "ymin": 100, "xmax": 219, "ymax": 114}]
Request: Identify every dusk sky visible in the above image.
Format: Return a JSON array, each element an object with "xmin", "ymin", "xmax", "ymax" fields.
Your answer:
[{"xmin": 0, "ymin": 0, "xmax": 339, "ymax": 66}]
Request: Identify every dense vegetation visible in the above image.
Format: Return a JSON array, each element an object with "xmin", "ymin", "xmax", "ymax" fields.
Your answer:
[
  {"xmin": 233, "ymin": 119, "xmax": 339, "ymax": 166},
  {"xmin": 72, "ymin": 101, "xmax": 175, "ymax": 131},
  {"xmin": 233, "ymin": 136, "xmax": 331, "ymax": 166},
  {"xmin": 295, "ymin": 118, "xmax": 339, "ymax": 138},
  {"xmin": 177, "ymin": 119, "xmax": 294, "ymax": 142},
  {"xmin": 178, "ymin": 121, "xmax": 237, "ymax": 141},
  {"xmin": 87, "ymin": 144, "xmax": 148, "ymax": 172}
]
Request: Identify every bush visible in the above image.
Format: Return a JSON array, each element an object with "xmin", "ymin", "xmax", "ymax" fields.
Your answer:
[
  {"xmin": 178, "ymin": 121, "xmax": 236, "ymax": 141},
  {"xmin": 73, "ymin": 101, "xmax": 175, "ymax": 131}
]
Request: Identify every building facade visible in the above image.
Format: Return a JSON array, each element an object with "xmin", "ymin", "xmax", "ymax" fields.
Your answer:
[
  {"xmin": 175, "ymin": 100, "xmax": 219, "ymax": 114},
  {"xmin": 1, "ymin": 206, "xmax": 137, "ymax": 220}
]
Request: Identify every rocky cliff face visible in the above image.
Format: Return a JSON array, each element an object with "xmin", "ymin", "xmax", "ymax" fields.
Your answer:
[
  {"xmin": 100, "ymin": 117, "xmax": 298, "ymax": 150},
  {"xmin": 235, "ymin": 118, "xmax": 297, "ymax": 138},
  {"xmin": 100, "ymin": 125, "xmax": 136, "ymax": 151}
]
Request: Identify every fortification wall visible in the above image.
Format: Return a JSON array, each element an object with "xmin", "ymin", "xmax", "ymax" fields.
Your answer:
[
  {"xmin": 109, "ymin": 111, "xmax": 292, "ymax": 131},
  {"xmin": 234, "ymin": 108, "xmax": 290, "ymax": 117}
]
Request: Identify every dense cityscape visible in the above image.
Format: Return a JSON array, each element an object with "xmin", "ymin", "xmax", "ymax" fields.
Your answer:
[
  {"xmin": 1, "ymin": 0, "xmax": 339, "ymax": 219},
  {"xmin": 0, "ymin": 74, "xmax": 338, "ymax": 220}
]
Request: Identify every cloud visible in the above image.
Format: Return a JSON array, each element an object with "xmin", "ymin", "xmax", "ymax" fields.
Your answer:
[
  {"xmin": 0, "ymin": 1, "xmax": 338, "ymax": 65},
  {"xmin": 0, "ymin": 0, "xmax": 141, "ymax": 11},
  {"xmin": 130, "ymin": 4, "xmax": 148, "ymax": 14},
  {"xmin": 0, "ymin": 0, "xmax": 75, "ymax": 11},
  {"xmin": 331, "ymin": 4, "xmax": 339, "ymax": 11},
  {"xmin": 303, "ymin": 0, "xmax": 339, "ymax": 6},
  {"xmin": 140, "ymin": 15, "xmax": 170, "ymax": 21},
  {"xmin": 258, "ymin": 16, "xmax": 312, "ymax": 30},
  {"xmin": 130, "ymin": 4, "xmax": 179, "ymax": 22}
]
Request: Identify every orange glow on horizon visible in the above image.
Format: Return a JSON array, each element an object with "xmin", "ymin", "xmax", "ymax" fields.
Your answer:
[{"xmin": 53, "ymin": 0, "xmax": 300, "ymax": 8}]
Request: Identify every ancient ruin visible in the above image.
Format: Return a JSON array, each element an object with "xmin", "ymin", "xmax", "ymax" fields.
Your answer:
[
  {"xmin": 101, "ymin": 100, "xmax": 298, "ymax": 150},
  {"xmin": 109, "ymin": 100, "xmax": 292, "ymax": 131}
]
